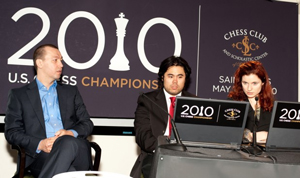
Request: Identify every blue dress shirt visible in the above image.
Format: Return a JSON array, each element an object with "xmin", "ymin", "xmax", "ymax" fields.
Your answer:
[{"xmin": 36, "ymin": 79, "xmax": 78, "ymax": 138}]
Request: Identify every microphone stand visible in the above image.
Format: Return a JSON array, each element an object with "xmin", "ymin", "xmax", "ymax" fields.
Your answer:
[
  {"xmin": 159, "ymin": 119, "xmax": 187, "ymax": 151},
  {"xmin": 140, "ymin": 92, "xmax": 187, "ymax": 152},
  {"xmin": 247, "ymin": 96, "xmax": 262, "ymax": 156},
  {"xmin": 169, "ymin": 119, "xmax": 187, "ymax": 151}
]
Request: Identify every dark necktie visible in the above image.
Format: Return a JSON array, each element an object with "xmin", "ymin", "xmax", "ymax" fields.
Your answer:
[{"xmin": 169, "ymin": 97, "xmax": 176, "ymax": 136}]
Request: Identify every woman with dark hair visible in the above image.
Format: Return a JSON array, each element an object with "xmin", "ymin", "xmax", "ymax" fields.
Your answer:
[{"xmin": 228, "ymin": 61, "xmax": 274, "ymax": 143}]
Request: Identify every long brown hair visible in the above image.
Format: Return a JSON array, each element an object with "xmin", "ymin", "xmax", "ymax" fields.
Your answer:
[{"xmin": 228, "ymin": 61, "xmax": 274, "ymax": 111}]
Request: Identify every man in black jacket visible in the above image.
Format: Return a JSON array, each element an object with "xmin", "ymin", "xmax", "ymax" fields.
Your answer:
[
  {"xmin": 5, "ymin": 44, "xmax": 93, "ymax": 178},
  {"xmin": 130, "ymin": 56, "xmax": 195, "ymax": 178}
]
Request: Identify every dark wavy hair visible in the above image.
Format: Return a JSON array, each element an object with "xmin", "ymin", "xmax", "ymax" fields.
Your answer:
[
  {"xmin": 228, "ymin": 61, "xmax": 274, "ymax": 111},
  {"xmin": 158, "ymin": 56, "xmax": 191, "ymax": 89}
]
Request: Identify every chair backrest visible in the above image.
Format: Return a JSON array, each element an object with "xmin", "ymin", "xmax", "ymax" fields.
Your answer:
[
  {"xmin": 89, "ymin": 142, "xmax": 102, "ymax": 171},
  {"xmin": 52, "ymin": 171, "xmax": 132, "ymax": 178}
]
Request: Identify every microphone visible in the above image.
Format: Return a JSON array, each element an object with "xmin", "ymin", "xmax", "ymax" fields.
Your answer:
[
  {"xmin": 254, "ymin": 96, "xmax": 259, "ymax": 117},
  {"xmin": 139, "ymin": 92, "xmax": 187, "ymax": 151},
  {"xmin": 253, "ymin": 97, "xmax": 258, "ymax": 147},
  {"xmin": 247, "ymin": 96, "xmax": 262, "ymax": 156}
]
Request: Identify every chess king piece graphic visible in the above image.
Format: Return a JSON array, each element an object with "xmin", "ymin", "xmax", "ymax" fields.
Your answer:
[{"xmin": 109, "ymin": 12, "xmax": 130, "ymax": 71}]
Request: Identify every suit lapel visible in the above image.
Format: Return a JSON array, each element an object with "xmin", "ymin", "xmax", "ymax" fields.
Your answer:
[
  {"xmin": 27, "ymin": 81, "xmax": 46, "ymax": 131},
  {"xmin": 182, "ymin": 90, "xmax": 192, "ymax": 97},
  {"xmin": 56, "ymin": 83, "xmax": 67, "ymax": 125},
  {"xmin": 155, "ymin": 90, "xmax": 168, "ymax": 126}
]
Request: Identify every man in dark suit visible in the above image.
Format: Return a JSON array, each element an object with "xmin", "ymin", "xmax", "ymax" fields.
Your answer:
[
  {"xmin": 5, "ymin": 44, "xmax": 94, "ymax": 178},
  {"xmin": 130, "ymin": 56, "xmax": 195, "ymax": 178}
]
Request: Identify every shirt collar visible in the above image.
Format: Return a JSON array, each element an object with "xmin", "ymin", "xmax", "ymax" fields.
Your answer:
[
  {"xmin": 163, "ymin": 88, "xmax": 182, "ymax": 99},
  {"xmin": 36, "ymin": 79, "xmax": 57, "ymax": 90}
]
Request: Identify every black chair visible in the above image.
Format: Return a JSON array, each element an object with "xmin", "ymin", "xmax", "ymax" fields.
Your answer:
[{"xmin": 11, "ymin": 141, "xmax": 101, "ymax": 178}]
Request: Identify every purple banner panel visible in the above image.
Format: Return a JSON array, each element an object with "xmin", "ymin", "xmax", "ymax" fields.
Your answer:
[
  {"xmin": 197, "ymin": 0, "xmax": 298, "ymax": 101},
  {"xmin": 0, "ymin": 0, "xmax": 297, "ymax": 118}
]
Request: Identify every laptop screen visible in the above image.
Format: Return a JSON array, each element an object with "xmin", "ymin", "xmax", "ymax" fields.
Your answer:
[
  {"xmin": 265, "ymin": 101, "xmax": 300, "ymax": 151},
  {"xmin": 173, "ymin": 97, "xmax": 249, "ymax": 146}
]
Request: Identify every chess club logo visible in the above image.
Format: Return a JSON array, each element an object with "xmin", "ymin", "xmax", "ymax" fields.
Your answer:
[
  {"xmin": 223, "ymin": 29, "xmax": 268, "ymax": 61},
  {"xmin": 232, "ymin": 36, "xmax": 259, "ymax": 57},
  {"xmin": 224, "ymin": 108, "xmax": 242, "ymax": 121}
]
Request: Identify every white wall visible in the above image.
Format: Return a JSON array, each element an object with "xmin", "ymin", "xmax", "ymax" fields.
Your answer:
[{"xmin": 0, "ymin": 133, "xmax": 140, "ymax": 177}]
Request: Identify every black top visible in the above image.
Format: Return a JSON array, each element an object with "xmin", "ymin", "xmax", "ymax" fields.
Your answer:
[{"xmin": 246, "ymin": 105, "xmax": 272, "ymax": 132}]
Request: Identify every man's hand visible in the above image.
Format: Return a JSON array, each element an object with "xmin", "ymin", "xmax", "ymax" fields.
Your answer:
[
  {"xmin": 38, "ymin": 129, "xmax": 74, "ymax": 153},
  {"xmin": 55, "ymin": 129, "xmax": 74, "ymax": 137},
  {"xmin": 38, "ymin": 136, "xmax": 58, "ymax": 153}
]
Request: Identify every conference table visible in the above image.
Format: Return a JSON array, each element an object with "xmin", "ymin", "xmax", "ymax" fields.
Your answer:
[{"xmin": 150, "ymin": 136, "xmax": 300, "ymax": 178}]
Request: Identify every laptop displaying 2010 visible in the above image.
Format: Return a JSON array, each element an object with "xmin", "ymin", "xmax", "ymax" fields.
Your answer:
[
  {"xmin": 263, "ymin": 101, "xmax": 300, "ymax": 152},
  {"xmin": 171, "ymin": 96, "xmax": 249, "ymax": 150}
]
